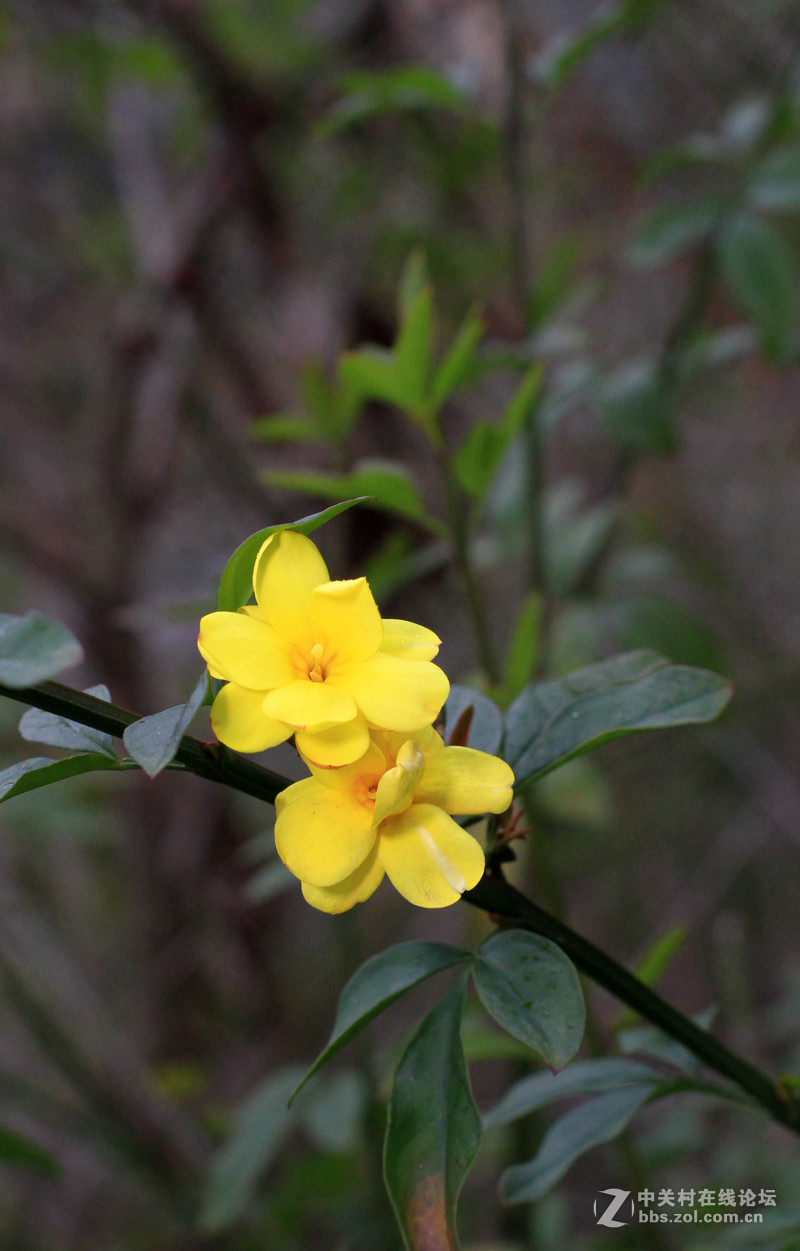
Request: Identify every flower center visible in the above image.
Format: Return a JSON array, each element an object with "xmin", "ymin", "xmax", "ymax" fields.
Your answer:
[{"xmin": 308, "ymin": 643, "xmax": 325, "ymax": 683}]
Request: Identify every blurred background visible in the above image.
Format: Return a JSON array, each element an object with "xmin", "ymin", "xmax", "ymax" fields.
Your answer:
[{"xmin": 3, "ymin": 0, "xmax": 800, "ymax": 1247}]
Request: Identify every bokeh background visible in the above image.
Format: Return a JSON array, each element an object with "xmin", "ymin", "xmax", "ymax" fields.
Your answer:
[{"xmin": 3, "ymin": 1, "xmax": 800, "ymax": 1247}]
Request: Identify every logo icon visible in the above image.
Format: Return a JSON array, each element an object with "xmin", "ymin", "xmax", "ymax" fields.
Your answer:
[{"xmin": 594, "ymin": 1189, "xmax": 634, "ymax": 1228}]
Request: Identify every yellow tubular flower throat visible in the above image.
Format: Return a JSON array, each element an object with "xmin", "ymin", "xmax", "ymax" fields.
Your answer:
[
  {"xmin": 274, "ymin": 726, "xmax": 515, "ymax": 913},
  {"xmin": 198, "ymin": 530, "xmax": 450, "ymax": 768}
]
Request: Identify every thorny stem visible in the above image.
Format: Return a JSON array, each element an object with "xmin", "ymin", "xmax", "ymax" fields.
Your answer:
[{"xmin": 2, "ymin": 680, "xmax": 800, "ymax": 1136}]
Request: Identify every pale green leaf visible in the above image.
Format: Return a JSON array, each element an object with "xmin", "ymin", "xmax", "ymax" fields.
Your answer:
[
  {"xmin": 0, "ymin": 613, "xmax": 83, "ymax": 688},
  {"xmin": 472, "ymin": 931, "xmax": 584, "ymax": 1071}
]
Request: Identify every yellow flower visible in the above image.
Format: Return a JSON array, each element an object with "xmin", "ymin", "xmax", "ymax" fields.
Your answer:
[
  {"xmin": 274, "ymin": 727, "xmax": 515, "ymax": 912},
  {"xmin": 198, "ymin": 530, "xmax": 450, "ymax": 767}
]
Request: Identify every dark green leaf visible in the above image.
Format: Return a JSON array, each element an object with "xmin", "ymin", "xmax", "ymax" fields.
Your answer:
[
  {"xmin": 627, "ymin": 200, "xmax": 721, "ymax": 268},
  {"xmin": 292, "ymin": 941, "xmax": 468, "ymax": 1100},
  {"xmin": 384, "ymin": 977, "xmax": 480, "ymax": 1251},
  {"xmin": 545, "ymin": 490, "xmax": 618, "ymax": 596},
  {"xmin": 504, "ymin": 651, "xmax": 732, "ymax": 786},
  {"xmin": 199, "ymin": 1065, "xmax": 303, "ymax": 1235},
  {"xmin": 600, "ymin": 361, "xmax": 677, "ymax": 454},
  {"xmin": 500, "ymin": 1085, "xmax": 655, "ymax": 1203},
  {"xmin": 0, "ymin": 754, "xmax": 121, "ymax": 804},
  {"xmin": 0, "ymin": 1124, "xmax": 59, "ymax": 1176},
  {"xmin": 19, "ymin": 686, "xmax": 116, "ymax": 759},
  {"xmin": 472, "ymin": 931, "xmax": 584, "ymax": 1071},
  {"xmin": 749, "ymin": 145, "xmax": 800, "ymax": 212},
  {"xmin": 0, "ymin": 613, "xmax": 83, "ymax": 688},
  {"xmin": 483, "ymin": 1058, "xmax": 662, "ymax": 1130},
  {"xmin": 265, "ymin": 462, "xmax": 445, "ymax": 535},
  {"xmin": 717, "ymin": 214, "xmax": 798, "ymax": 354},
  {"xmin": 216, "ymin": 500, "xmax": 368, "ymax": 612},
  {"xmin": 122, "ymin": 670, "xmax": 208, "ymax": 778},
  {"xmin": 442, "ymin": 686, "xmax": 503, "ymax": 755}
]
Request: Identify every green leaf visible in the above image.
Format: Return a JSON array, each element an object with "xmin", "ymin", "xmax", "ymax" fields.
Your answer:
[
  {"xmin": 294, "ymin": 1068, "xmax": 367, "ymax": 1154},
  {"xmin": 600, "ymin": 360, "xmax": 677, "ymax": 454},
  {"xmin": 250, "ymin": 413, "xmax": 320, "ymax": 443},
  {"xmin": 292, "ymin": 941, "xmax": 468, "ymax": 1100},
  {"xmin": 430, "ymin": 310, "xmax": 484, "ymax": 411},
  {"xmin": 265, "ymin": 462, "xmax": 445, "ymax": 535},
  {"xmin": 442, "ymin": 686, "xmax": 503, "ymax": 755},
  {"xmin": 399, "ymin": 249, "xmax": 429, "ymax": 321},
  {"xmin": 339, "ymin": 349, "xmax": 409, "ymax": 412},
  {"xmin": 395, "ymin": 286, "xmax": 435, "ymax": 420},
  {"xmin": 318, "ymin": 65, "xmax": 469, "ymax": 137},
  {"xmin": 0, "ymin": 613, "xmax": 83, "ymax": 688},
  {"xmin": 216, "ymin": 499, "xmax": 368, "ymax": 612},
  {"xmin": 483, "ymin": 1057, "xmax": 662, "ymax": 1130},
  {"xmin": 615, "ymin": 926, "xmax": 685, "ymax": 1030},
  {"xmin": 384, "ymin": 977, "xmax": 480, "ymax": 1251},
  {"xmin": 0, "ymin": 1124, "xmax": 58, "ymax": 1176},
  {"xmin": 499, "ymin": 1084, "xmax": 656, "ymax": 1203},
  {"xmin": 122, "ymin": 671, "xmax": 208, "ymax": 778},
  {"xmin": 530, "ymin": 0, "xmax": 664, "ymax": 89},
  {"xmin": 627, "ymin": 200, "xmax": 721, "ymax": 268},
  {"xmin": 717, "ymin": 213, "xmax": 798, "ymax": 355},
  {"xmin": 503, "ymin": 594, "xmax": 541, "ymax": 701},
  {"xmin": 472, "ymin": 932, "xmax": 584, "ymax": 1071},
  {"xmin": 545, "ymin": 487, "xmax": 618, "ymax": 596},
  {"xmin": 748, "ymin": 145, "xmax": 800, "ymax": 212},
  {"xmin": 19, "ymin": 685, "xmax": 116, "ymax": 759},
  {"xmin": 526, "ymin": 237, "xmax": 581, "ymax": 329},
  {"xmin": 199, "ymin": 1065, "xmax": 303, "ymax": 1235},
  {"xmin": 453, "ymin": 366, "xmax": 541, "ymax": 501},
  {"xmin": 300, "ymin": 359, "xmax": 361, "ymax": 442},
  {"xmin": 504, "ymin": 651, "xmax": 732, "ymax": 786},
  {"xmin": 0, "ymin": 754, "xmax": 121, "ymax": 804}
]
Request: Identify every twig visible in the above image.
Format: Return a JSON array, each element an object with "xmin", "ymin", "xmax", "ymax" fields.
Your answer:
[{"xmin": 2, "ymin": 680, "xmax": 799, "ymax": 1135}]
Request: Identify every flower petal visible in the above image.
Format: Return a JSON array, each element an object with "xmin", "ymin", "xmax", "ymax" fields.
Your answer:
[
  {"xmin": 415, "ymin": 746, "xmax": 515, "ymax": 815},
  {"xmin": 297, "ymin": 717, "xmax": 374, "ymax": 769},
  {"xmin": 263, "ymin": 679, "xmax": 357, "ymax": 732},
  {"xmin": 378, "ymin": 804, "xmax": 485, "ymax": 908},
  {"xmin": 275, "ymin": 783, "xmax": 376, "ymax": 887},
  {"xmin": 253, "ymin": 530, "xmax": 329, "ymax": 645},
  {"xmin": 372, "ymin": 740, "xmax": 425, "ymax": 828},
  {"xmin": 198, "ymin": 611, "xmax": 294, "ymax": 690},
  {"xmin": 301, "ymin": 846, "xmax": 385, "ymax": 913},
  {"xmin": 306, "ymin": 739, "xmax": 387, "ymax": 788},
  {"xmin": 275, "ymin": 776, "xmax": 317, "ymax": 817},
  {"xmin": 312, "ymin": 578, "xmax": 383, "ymax": 664},
  {"xmin": 380, "ymin": 619, "xmax": 441, "ymax": 661},
  {"xmin": 210, "ymin": 683, "xmax": 292, "ymax": 753},
  {"xmin": 337, "ymin": 654, "xmax": 450, "ymax": 731}
]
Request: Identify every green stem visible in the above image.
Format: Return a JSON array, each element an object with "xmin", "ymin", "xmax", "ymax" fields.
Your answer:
[
  {"xmin": 3, "ymin": 681, "xmax": 799, "ymax": 1136},
  {"xmin": 463, "ymin": 875, "xmax": 800, "ymax": 1135},
  {"xmin": 0, "ymin": 679, "xmax": 286, "ymax": 805}
]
